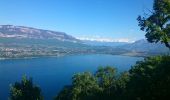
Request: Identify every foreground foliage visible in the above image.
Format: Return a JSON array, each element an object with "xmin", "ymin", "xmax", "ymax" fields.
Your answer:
[
  {"xmin": 127, "ymin": 56, "xmax": 170, "ymax": 100},
  {"xmin": 9, "ymin": 76, "xmax": 43, "ymax": 100},
  {"xmin": 55, "ymin": 56, "xmax": 170, "ymax": 100},
  {"xmin": 8, "ymin": 56, "xmax": 170, "ymax": 100},
  {"xmin": 137, "ymin": 0, "xmax": 170, "ymax": 48}
]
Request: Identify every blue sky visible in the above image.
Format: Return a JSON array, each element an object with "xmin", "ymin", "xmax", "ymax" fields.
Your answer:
[{"xmin": 0, "ymin": 0, "xmax": 153, "ymax": 42}]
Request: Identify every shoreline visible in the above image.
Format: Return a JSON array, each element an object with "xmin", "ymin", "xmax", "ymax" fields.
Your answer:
[
  {"xmin": 0, "ymin": 53, "xmax": 150, "ymax": 60},
  {"xmin": 1, "ymin": 51, "xmax": 167, "ymax": 60}
]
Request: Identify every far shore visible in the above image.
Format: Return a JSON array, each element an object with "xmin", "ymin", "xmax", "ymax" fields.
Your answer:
[{"xmin": 0, "ymin": 53, "xmax": 152, "ymax": 61}]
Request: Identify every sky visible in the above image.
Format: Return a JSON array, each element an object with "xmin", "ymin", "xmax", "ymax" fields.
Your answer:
[{"xmin": 0, "ymin": 0, "xmax": 153, "ymax": 42}]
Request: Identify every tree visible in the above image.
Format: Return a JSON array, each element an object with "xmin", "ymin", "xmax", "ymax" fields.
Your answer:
[
  {"xmin": 95, "ymin": 67, "xmax": 117, "ymax": 89},
  {"xmin": 9, "ymin": 76, "xmax": 43, "ymax": 100},
  {"xmin": 95, "ymin": 67, "xmax": 117, "ymax": 99},
  {"xmin": 116, "ymin": 71, "xmax": 130, "ymax": 100},
  {"xmin": 137, "ymin": 0, "xmax": 170, "ymax": 49},
  {"xmin": 55, "ymin": 67, "xmax": 130, "ymax": 100},
  {"xmin": 71, "ymin": 72, "xmax": 101, "ymax": 100},
  {"xmin": 55, "ymin": 72, "xmax": 101, "ymax": 100},
  {"xmin": 95, "ymin": 67, "xmax": 130, "ymax": 100},
  {"xmin": 55, "ymin": 86, "xmax": 73, "ymax": 100},
  {"xmin": 127, "ymin": 56, "xmax": 170, "ymax": 100}
]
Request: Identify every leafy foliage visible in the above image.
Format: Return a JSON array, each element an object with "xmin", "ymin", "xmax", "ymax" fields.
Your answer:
[
  {"xmin": 95, "ymin": 67, "xmax": 118, "ymax": 99},
  {"xmin": 55, "ymin": 66, "xmax": 129, "ymax": 100},
  {"xmin": 55, "ymin": 56, "xmax": 170, "ymax": 100},
  {"xmin": 9, "ymin": 76, "xmax": 43, "ymax": 100},
  {"xmin": 127, "ymin": 56, "xmax": 170, "ymax": 100},
  {"xmin": 137, "ymin": 0, "xmax": 170, "ymax": 48},
  {"xmin": 7, "ymin": 56, "xmax": 170, "ymax": 100},
  {"xmin": 55, "ymin": 86, "xmax": 73, "ymax": 100},
  {"xmin": 56, "ymin": 72, "xmax": 101, "ymax": 100}
]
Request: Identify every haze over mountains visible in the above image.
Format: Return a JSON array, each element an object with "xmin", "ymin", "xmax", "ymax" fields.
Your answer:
[{"xmin": 0, "ymin": 25, "xmax": 169, "ymax": 59}]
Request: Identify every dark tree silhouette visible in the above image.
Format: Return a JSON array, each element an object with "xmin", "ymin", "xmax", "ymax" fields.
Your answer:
[
  {"xmin": 9, "ymin": 76, "xmax": 43, "ymax": 100},
  {"xmin": 127, "ymin": 56, "xmax": 170, "ymax": 100},
  {"xmin": 137, "ymin": 0, "xmax": 170, "ymax": 49}
]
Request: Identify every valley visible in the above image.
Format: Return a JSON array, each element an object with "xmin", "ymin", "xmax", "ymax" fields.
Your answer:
[{"xmin": 0, "ymin": 25, "xmax": 169, "ymax": 59}]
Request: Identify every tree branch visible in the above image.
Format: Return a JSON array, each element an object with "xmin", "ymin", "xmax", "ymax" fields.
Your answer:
[{"xmin": 164, "ymin": 41, "xmax": 170, "ymax": 50}]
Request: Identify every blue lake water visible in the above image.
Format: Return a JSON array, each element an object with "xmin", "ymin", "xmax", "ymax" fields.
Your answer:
[{"xmin": 0, "ymin": 54, "xmax": 143, "ymax": 100}]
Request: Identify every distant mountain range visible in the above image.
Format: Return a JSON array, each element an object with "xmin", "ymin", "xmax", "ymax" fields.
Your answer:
[
  {"xmin": 0, "ymin": 25, "xmax": 79, "ymax": 42},
  {"xmin": 117, "ymin": 39, "xmax": 170, "ymax": 56},
  {"xmin": 82, "ymin": 40, "xmax": 129, "ymax": 47},
  {"xmin": 83, "ymin": 39, "xmax": 170, "ymax": 55},
  {"xmin": 0, "ymin": 25, "xmax": 169, "ymax": 58},
  {"xmin": 119, "ymin": 39, "xmax": 169, "ymax": 53}
]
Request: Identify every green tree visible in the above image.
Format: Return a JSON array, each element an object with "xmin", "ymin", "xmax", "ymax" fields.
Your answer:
[
  {"xmin": 95, "ymin": 67, "xmax": 117, "ymax": 99},
  {"xmin": 55, "ymin": 72, "xmax": 101, "ymax": 100},
  {"xmin": 127, "ymin": 56, "xmax": 170, "ymax": 100},
  {"xmin": 116, "ymin": 71, "xmax": 130, "ymax": 100},
  {"xmin": 55, "ymin": 86, "xmax": 72, "ymax": 100},
  {"xmin": 9, "ymin": 76, "xmax": 43, "ymax": 100},
  {"xmin": 137, "ymin": 0, "xmax": 170, "ymax": 48},
  {"xmin": 55, "ymin": 67, "xmax": 130, "ymax": 100},
  {"xmin": 95, "ymin": 67, "xmax": 130, "ymax": 100},
  {"xmin": 95, "ymin": 67, "xmax": 117, "ymax": 89},
  {"xmin": 71, "ymin": 72, "xmax": 101, "ymax": 100}
]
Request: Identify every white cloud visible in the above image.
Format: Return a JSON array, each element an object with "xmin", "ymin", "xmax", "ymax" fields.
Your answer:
[{"xmin": 76, "ymin": 36, "xmax": 135, "ymax": 43}]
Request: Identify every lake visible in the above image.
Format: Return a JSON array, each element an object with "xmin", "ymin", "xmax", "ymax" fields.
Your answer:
[{"xmin": 0, "ymin": 54, "xmax": 143, "ymax": 100}]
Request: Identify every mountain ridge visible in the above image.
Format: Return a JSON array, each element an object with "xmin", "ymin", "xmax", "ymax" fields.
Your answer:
[
  {"xmin": 0, "ymin": 25, "xmax": 169, "ymax": 59},
  {"xmin": 0, "ymin": 25, "xmax": 79, "ymax": 42},
  {"xmin": 118, "ymin": 39, "xmax": 170, "ymax": 55}
]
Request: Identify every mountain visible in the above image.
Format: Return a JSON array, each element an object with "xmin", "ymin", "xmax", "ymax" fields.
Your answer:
[
  {"xmin": 0, "ymin": 25, "xmax": 87, "ymax": 58},
  {"xmin": 82, "ymin": 40, "xmax": 129, "ymax": 47},
  {"xmin": 118, "ymin": 39, "xmax": 170, "ymax": 56},
  {"xmin": 82, "ymin": 39, "xmax": 170, "ymax": 56},
  {"xmin": 0, "ymin": 25, "xmax": 79, "ymax": 42},
  {"xmin": 0, "ymin": 25, "xmax": 128, "ymax": 58},
  {"xmin": 0, "ymin": 25, "xmax": 169, "ymax": 58}
]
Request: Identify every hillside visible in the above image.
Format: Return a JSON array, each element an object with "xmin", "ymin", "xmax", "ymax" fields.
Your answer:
[
  {"xmin": 117, "ymin": 39, "xmax": 170, "ymax": 56},
  {"xmin": 0, "ymin": 25, "xmax": 169, "ymax": 59},
  {"xmin": 0, "ymin": 25, "xmax": 79, "ymax": 42},
  {"xmin": 0, "ymin": 25, "xmax": 129, "ymax": 58}
]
